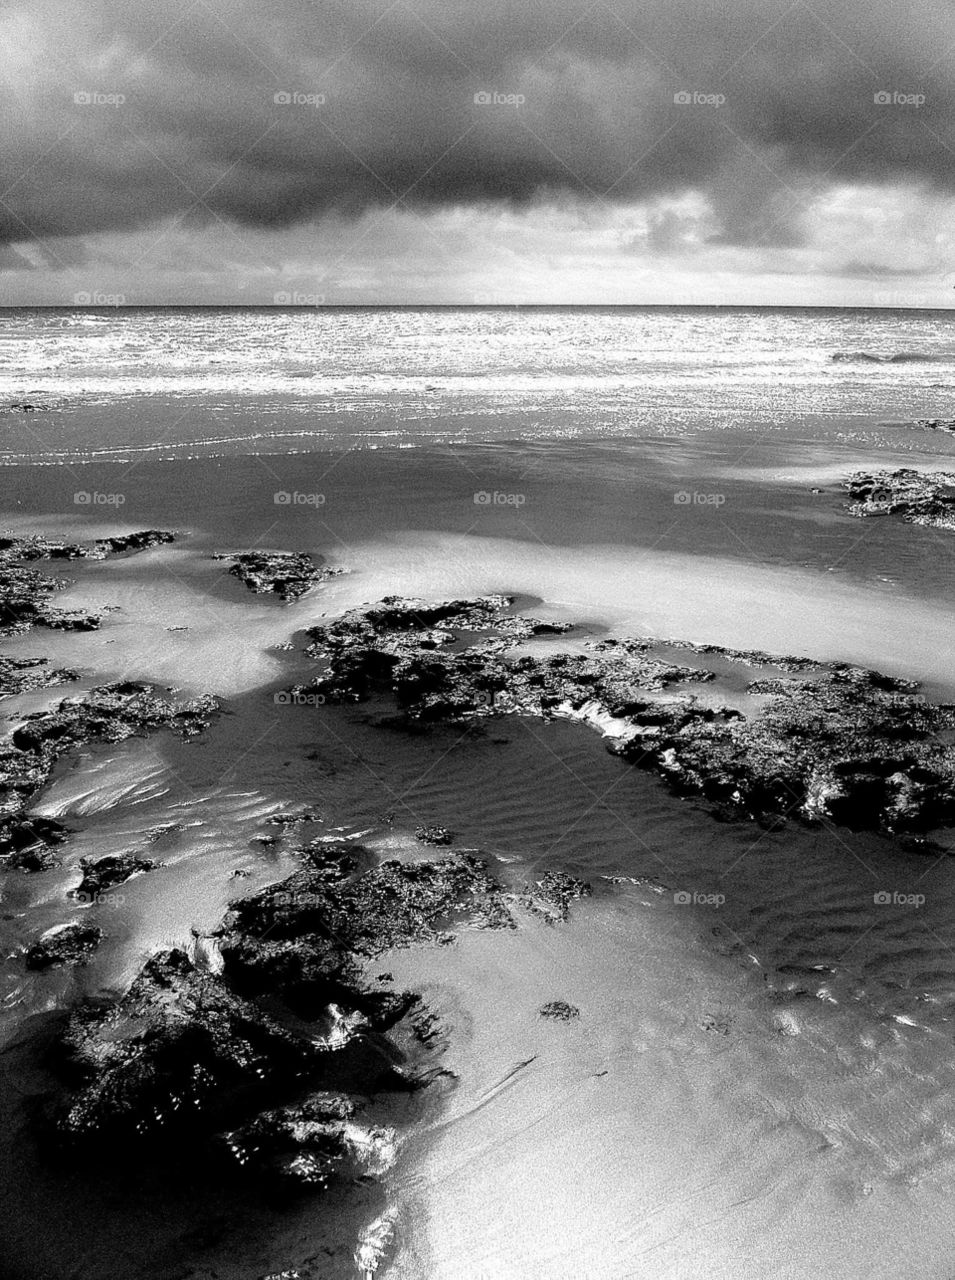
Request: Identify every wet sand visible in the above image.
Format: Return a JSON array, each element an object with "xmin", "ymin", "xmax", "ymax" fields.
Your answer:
[{"xmin": 1, "ymin": 431, "xmax": 954, "ymax": 1279}]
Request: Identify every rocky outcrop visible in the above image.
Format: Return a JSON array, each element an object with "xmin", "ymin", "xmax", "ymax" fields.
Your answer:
[
  {"xmin": 0, "ymin": 816, "xmax": 70, "ymax": 869},
  {"xmin": 26, "ymin": 922, "xmax": 102, "ymax": 970},
  {"xmin": 298, "ymin": 595, "xmax": 955, "ymax": 837},
  {"xmin": 414, "ymin": 825, "xmax": 454, "ymax": 846},
  {"xmin": 539, "ymin": 1000, "xmax": 580, "ymax": 1021},
  {"xmin": 216, "ymin": 551, "xmax": 343, "ymax": 602},
  {"xmin": 0, "ymin": 531, "xmax": 176, "ymax": 636},
  {"xmin": 0, "ymin": 682, "xmax": 218, "ymax": 855},
  {"xmin": 46, "ymin": 847, "xmax": 557, "ymax": 1193},
  {"xmin": 844, "ymin": 469, "xmax": 955, "ymax": 530},
  {"xmin": 0, "ymin": 655, "xmax": 78, "ymax": 698},
  {"xmin": 74, "ymin": 853, "xmax": 157, "ymax": 901}
]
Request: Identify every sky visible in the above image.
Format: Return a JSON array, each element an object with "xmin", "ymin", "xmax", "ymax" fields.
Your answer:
[{"xmin": 2, "ymin": 0, "xmax": 955, "ymax": 305}]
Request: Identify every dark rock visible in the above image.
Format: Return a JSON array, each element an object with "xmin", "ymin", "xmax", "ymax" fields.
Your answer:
[
  {"xmin": 0, "ymin": 815, "xmax": 70, "ymax": 869},
  {"xmin": 844, "ymin": 469, "xmax": 955, "ymax": 530},
  {"xmin": 0, "ymin": 655, "xmax": 78, "ymax": 697},
  {"xmin": 94, "ymin": 531, "xmax": 174, "ymax": 555},
  {"xmin": 0, "ymin": 531, "xmax": 176, "ymax": 636},
  {"xmin": 539, "ymin": 1000, "xmax": 580, "ymax": 1021},
  {"xmin": 218, "ymin": 1091, "xmax": 370, "ymax": 1188},
  {"xmin": 26, "ymin": 923, "xmax": 102, "ymax": 970},
  {"xmin": 414, "ymin": 825, "xmax": 454, "ymax": 846},
  {"xmin": 218, "ymin": 551, "xmax": 342, "ymax": 602},
  {"xmin": 74, "ymin": 853, "xmax": 156, "ymax": 900},
  {"xmin": 297, "ymin": 594, "xmax": 955, "ymax": 837},
  {"xmin": 0, "ymin": 682, "xmax": 217, "ymax": 850},
  {"xmin": 54, "ymin": 948, "xmax": 321, "ymax": 1142}
]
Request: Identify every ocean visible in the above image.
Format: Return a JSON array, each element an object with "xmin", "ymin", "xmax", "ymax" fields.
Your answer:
[{"xmin": 1, "ymin": 306, "xmax": 954, "ymax": 1279}]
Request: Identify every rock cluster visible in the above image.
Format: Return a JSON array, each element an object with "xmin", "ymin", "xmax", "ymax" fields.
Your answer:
[
  {"xmin": 73, "ymin": 853, "xmax": 157, "ymax": 900},
  {"xmin": 26, "ymin": 922, "xmax": 103, "ymax": 970},
  {"xmin": 0, "ymin": 531, "xmax": 175, "ymax": 642},
  {"xmin": 844, "ymin": 469, "xmax": 955, "ymax": 530},
  {"xmin": 300, "ymin": 595, "xmax": 955, "ymax": 836},
  {"xmin": 47, "ymin": 846, "xmax": 579, "ymax": 1197},
  {"xmin": 216, "ymin": 551, "xmax": 342, "ymax": 602},
  {"xmin": 1, "ymin": 682, "xmax": 218, "ymax": 863}
]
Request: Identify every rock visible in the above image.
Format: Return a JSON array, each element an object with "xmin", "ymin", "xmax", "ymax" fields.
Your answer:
[
  {"xmin": 74, "ymin": 853, "xmax": 156, "ymax": 900},
  {"xmin": 94, "ymin": 531, "xmax": 174, "ymax": 555},
  {"xmin": 297, "ymin": 594, "xmax": 955, "ymax": 837},
  {"xmin": 218, "ymin": 1091, "xmax": 363, "ymax": 1188},
  {"xmin": 0, "ymin": 682, "xmax": 217, "ymax": 851},
  {"xmin": 414, "ymin": 824, "xmax": 454, "ymax": 846},
  {"xmin": 844, "ymin": 469, "xmax": 955, "ymax": 530},
  {"xmin": 0, "ymin": 655, "xmax": 78, "ymax": 697},
  {"xmin": 0, "ymin": 531, "xmax": 176, "ymax": 636},
  {"xmin": 539, "ymin": 1000, "xmax": 580, "ymax": 1021},
  {"xmin": 26, "ymin": 923, "xmax": 102, "ymax": 970},
  {"xmin": 218, "ymin": 551, "xmax": 342, "ymax": 602},
  {"xmin": 0, "ymin": 816, "xmax": 70, "ymax": 869},
  {"xmin": 54, "ymin": 949, "xmax": 321, "ymax": 1142}
]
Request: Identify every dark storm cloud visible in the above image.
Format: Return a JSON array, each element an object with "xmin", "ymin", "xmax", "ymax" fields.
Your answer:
[{"xmin": 2, "ymin": 0, "xmax": 953, "ymax": 251}]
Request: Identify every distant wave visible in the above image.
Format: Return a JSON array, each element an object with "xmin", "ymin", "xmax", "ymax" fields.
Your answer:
[{"xmin": 829, "ymin": 350, "xmax": 953, "ymax": 364}]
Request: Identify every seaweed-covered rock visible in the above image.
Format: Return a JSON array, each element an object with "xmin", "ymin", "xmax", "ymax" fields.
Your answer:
[
  {"xmin": 0, "ymin": 532, "xmax": 176, "ymax": 635},
  {"xmin": 844, "ymin": 469, "xmax": 955, "ymax": 530},
  {"xmin": 74, "ymin": 853, "xmax": 156, "ymax": 901},
  {"xmin": 218, "ymin": 551, "xmax": 342, "ymax": 602},
  {"xmin": 0, "ymin": 682, "xmax": 217, "ymax": 849},
  {"xmin": 26, "ymin": 923, "xmax": 102, "ymax": 970},
  {"xmin": 0, "ymin": 815, "xmax": 70, "ymax": 868},
  {"xmin": 0, "ymin": 655, "xmax": 78, "ymax": 697},
  {"xmin": 414, "ymin": 825, "xmax": 454, "ymax": 846},
  {"xmin": 55, "ymin": 949, "xmax": 320, "ymax": 1142},
  {"xmin": 297, "ymin": 594, "xmax": 955, "ymax": 836},
  {"xmin": 218, "ymin": 1091, "xmax": 395, "ymax": 1189},
  {"xmin": 539, "ymin": 1000, "xmax": 580, "ymax": 1021}
]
